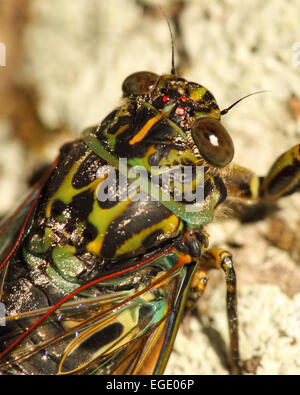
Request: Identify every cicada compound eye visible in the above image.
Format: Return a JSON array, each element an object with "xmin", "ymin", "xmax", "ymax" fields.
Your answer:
[
  {"xmin": 122, "ymin": 71, "xmax": 159, "ymax": 97},
  {"xmin": 191, "ymin": 117, "xmax": 234, "ymax": 167}
]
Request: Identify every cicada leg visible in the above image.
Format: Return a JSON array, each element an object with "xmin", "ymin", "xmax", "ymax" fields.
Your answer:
[
  {"xmin": 179, "ymin": 229, "xmax": 241, "ymax": 373},
  {"xmin": 225, "ymin": 144, "xmax": 300, "ymax": 201},
  {"xmin": 201, "ymin": 248, "xmax": 240, "ymax": 374},
  {"xmin": 188, "ymin": 248, "xmax": 241, "ymax": 374},
  {"xmin": 211, "ymin": 144, "xmax": 300, "ymax": 374},
  {"xmin": 185, "ymin": 269, "xmax": 208, "ymax": 310},
  {"xmin": 260, "ymin": 144, "xmax": 300, "ymax": 200}
]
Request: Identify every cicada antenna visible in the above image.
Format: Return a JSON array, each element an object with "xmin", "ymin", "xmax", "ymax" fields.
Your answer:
[
  {"xmin": 221, "ymin": 90, "xmax": 270, "ymax": 115},
  {"xmin": 159, "ymin": 5, "xmax": 176, "ymax": 76}
]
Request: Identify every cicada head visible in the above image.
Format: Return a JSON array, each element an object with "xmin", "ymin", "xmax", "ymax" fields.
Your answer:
[{"xmin": 119, "ymin": 72, "xmax": 234, "ymax": 171}]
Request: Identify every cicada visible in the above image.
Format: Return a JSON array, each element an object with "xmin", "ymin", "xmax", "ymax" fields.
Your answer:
[{"xmin": 0, "ymin": 65, "xmax": 299, "ymax": 375}]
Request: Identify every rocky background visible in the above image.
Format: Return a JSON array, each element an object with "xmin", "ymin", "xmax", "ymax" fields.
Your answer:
[{"xmin": 0, "ymin": 0, "xmax": 300, "ymax": 374}]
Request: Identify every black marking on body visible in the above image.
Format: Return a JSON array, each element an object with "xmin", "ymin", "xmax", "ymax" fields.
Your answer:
[
  {"xmin": 105, "ymin": 114, "xmax": 132, "ymax": 136},
  {"xmin": 203, "ymin": 177, "xmax": 214, "ymax": 200},
  {"xmin": 213, "ymin": 175, "xmax": 227, "ymax": 206},
  {"xmin": 69, "ymin": 190, "xmax": 95, "ymax": 221},
  {"xmin": 266, "ymin": 158, "xmax": 300, "ymax": 197},
  {"xmin": 51, "ymin": 199, "xmax": 67, "ymax": 217},
  {"xmin": 142, "ymin": 229, "xmax": 165, "ymax": 248},
  {"xmin": 72, "ymin": 151, "xmax": 106, "ymax": 189},
  {"xmin": 147, "ymin": 143, "xmax": 187, "ymax": 167},
  {"xmin": 101, "ymin": 201, "xmax": 174, "ymax": 259},
  {"xmin": 47, "ymin": 191, "xmax": 95, "ymax": 244},
  {"xmin": 202, "ymin": 90, "xmax": 215, "ymax": 103},
  {"xmin": 112, "ymin": 107, "xmax": 163, "ymax": 158},
  {"xmin": 80, "ymin": 222, "xmax": 99, "ymax": 245},
  {"xmin": 42, "ymin": 141, "xmax": 89, "ymax": 203},
  {"xmin": 96, "ymin": 109, "xmax": 119, "ymax": 134}
]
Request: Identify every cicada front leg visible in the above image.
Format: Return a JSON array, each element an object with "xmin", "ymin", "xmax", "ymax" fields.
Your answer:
[
  {"xmin": 200, "ymin": 248, "xmax": 241, "ymax": 374},
  {"xmin": 210, "ymin": 143, "xmax": 300, "ymax": 374},
  {"xmin": 181, "ymin": 229, "xmax": 241, "ymax": 373},
  {"xmin": 225, "ymin": 144, "xmax": 300, "ymax": 202},
  {"xmin": 190, "ymin": 248, "xmax": 241, "ymax": 374},
  {"xmin": 260, "ymin": 144, "xmax": 300, "ymax": 201}
]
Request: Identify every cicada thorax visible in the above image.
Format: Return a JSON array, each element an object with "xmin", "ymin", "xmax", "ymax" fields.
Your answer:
[{"xmin": 19, "ymin": 138, "xmax": 183, "ymax": 284}]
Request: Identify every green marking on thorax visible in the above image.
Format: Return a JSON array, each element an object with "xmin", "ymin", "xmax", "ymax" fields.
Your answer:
[
  {"xmin": 28, "ymin": 227, "xmax": 53, "ymax": 254},
  {"xmin": 52, "ymin": 245, "xmax": 85, "ymax": 283},
  {"xmin": 103, "ymin": 106, "xmax": 131, "ymax": 151}
]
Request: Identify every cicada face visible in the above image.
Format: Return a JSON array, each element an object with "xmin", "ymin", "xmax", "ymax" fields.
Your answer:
[{"xmin": 121, "ymin": 72, "xmax": 234, "ymax": 168}]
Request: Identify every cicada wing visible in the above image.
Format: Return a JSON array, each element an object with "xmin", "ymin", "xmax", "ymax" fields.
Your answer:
[
  {"xmin": 60, "ymin": 262, "xmax": 194, "ymax": 375},
  {"xmin": 0, "ymin": 160, "xmax": 57, "ymax": 286},
  {"xmin": 116, "ymin": 262, "xmax": 197, "ymax": 375},
  {"xmin": 53, "ymin": 267, "xmax": 187, "ymax": 375},
  {"xmin": 0, "ymin": 189, "xmax": 40, "ymax": 263},
  {"xmin": 0, "ymin": 290, "xmax": 133, "ymax": 374},
  {"xmin": 0, "ymin": 257, "xmax": 194, "ymax": 375},
  {"xmin": 109, "ymin": 312, "xmax": 173, "ymax": 375}
]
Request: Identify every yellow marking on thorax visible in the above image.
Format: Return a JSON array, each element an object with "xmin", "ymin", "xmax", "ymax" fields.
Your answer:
[
  {"xmin": 86, "ymin": 198, "xmax": 132, "ymax": 256},
  {"xmin": 129, "ymin": 113, "xmax": 162, "ymax": 145},
  {"xmin": 115, "ymin": 123, "xmax": 129, "ymax": 136},
  {"xmin": 45, "ymin": 151, "xmax": 105, "ymax": 218},
  {"xmin": 190, "ymin": 87, "xmax": 207, "ymax": 101},
  {"xmin": 115, "ymin": 214, "xmax": 182, "ymax": 257}
]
